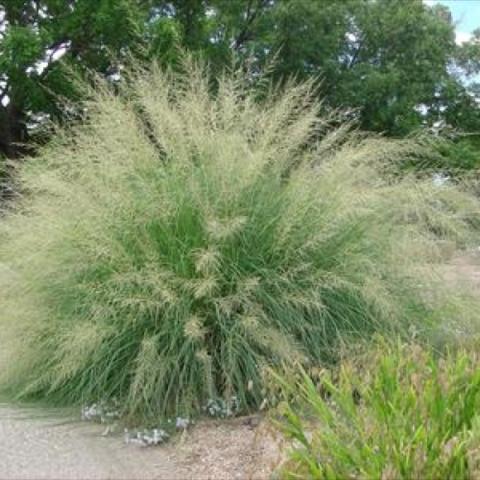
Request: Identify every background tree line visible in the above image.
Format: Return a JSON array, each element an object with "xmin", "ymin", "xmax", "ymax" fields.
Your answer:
[{"xmin": 1, "ymin": 0, "xmax": 479, "ymax": 164}]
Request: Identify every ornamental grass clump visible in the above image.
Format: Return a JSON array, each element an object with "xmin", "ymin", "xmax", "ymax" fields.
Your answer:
[
  {"xmin": 276, "ymin": 343, "xmax": 480, "ymax": 479},
  {"xmin": 0, "ymin": 62, "xmax": 478, "ymax": 418}
]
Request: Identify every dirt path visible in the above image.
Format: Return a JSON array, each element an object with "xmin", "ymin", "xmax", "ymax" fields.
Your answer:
[{"xmin": 0, "ymin": 404, "xmax": 281, "ymax": 480}]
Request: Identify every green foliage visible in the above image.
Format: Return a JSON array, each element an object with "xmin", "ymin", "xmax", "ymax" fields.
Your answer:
[
  {"xmin": 0, "ymin": 63, "xmax": 478, "ymax": 419},
  {"xmin": 204, "ymin": 0, "xmax": 472, "ymax": 136},
  {"xmin": 276, "ymin": 342, "xmax": 480, "ymax": 479},
  {"xmin": 400, "ymin": 136, "xmax": 480, "ymax": 175},
  {"xmin": 267, "ymin": 0, "xmax": 458, "ymax": 136},
  {"xmin": 146, "ymin": 18, "xmax": 182, "ymax": 65},
  {"xmin": 436, "ymin": 137, "xmax": 480, "ymax": 173},
  {"xmin": 1, "ymin": 0, "xmax": 480, "ymax": 160},
  {"xmin": 0, "ymin": 25, "xmax": 43, "ymax": 72},
  {"xmin": 0, "ymin": 0, "xmax": 147, "ymax": 157}
]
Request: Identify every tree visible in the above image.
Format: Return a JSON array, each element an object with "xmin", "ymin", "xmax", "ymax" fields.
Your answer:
[
  {"xmin": 0, "ymin": 0, "xmax": 146, "ymax": 158},
  {"xmin": 0, "ymin": 0, "xmax": 479, "ymax": 160},
  {"xmin": 166, "ymin": 0, "xmax": 474, "ymax": 137},
  {"xmin": 254, "ymin": 0, "xmax": 460, "ymax": 135}
]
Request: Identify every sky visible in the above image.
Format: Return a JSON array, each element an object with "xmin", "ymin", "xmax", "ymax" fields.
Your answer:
[{"xmin": 425, "ymin": 0, "xmax": 480, "ymax": 44}]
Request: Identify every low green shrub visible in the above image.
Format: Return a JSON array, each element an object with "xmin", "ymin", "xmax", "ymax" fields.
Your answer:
[
  {"xmin": 276, "ymin": 342, "xmax": 480, "ymax": 480},
  {"xmin": 0, "ymin": 62, "xmax": 478, "ymax": 418},
  {"xmin": 436, "ymin": 137, "xmax": 480, "ymax": 173}
]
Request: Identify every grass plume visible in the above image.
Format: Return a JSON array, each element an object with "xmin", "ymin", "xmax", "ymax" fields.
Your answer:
[{"xmin": 0, "ymin": 61, "xmax": 478, "ymax": 418}]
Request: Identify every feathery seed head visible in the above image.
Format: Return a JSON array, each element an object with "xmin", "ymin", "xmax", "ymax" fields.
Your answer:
[{"xmin": 184, "ymin": 315, "xmax": 206, "ymax": 341}]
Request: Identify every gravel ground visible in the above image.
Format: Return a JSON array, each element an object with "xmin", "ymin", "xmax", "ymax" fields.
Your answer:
[{"xmin": 0, "ymin": 405, "xmax": 281, "ymax": 480}]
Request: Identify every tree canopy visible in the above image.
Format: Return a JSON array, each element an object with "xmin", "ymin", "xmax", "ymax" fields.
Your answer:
[{"xmin": 0, "ymin": 0, "xmax": 479, "ymax": 158}]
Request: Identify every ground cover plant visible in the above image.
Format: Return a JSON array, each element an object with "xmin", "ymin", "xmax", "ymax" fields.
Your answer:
[
  {"xmin": 0, "ymin": 61, "xmax": 479, "ymax": 420},
  {"xmin": 276, "ymin": 342, "xmax": 480, "ymax": 479}
]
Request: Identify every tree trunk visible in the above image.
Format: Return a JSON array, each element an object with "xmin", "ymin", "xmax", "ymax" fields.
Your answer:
[{"xmin": 0, "ymin": 102, "xmax": 28, "ymax": 159}]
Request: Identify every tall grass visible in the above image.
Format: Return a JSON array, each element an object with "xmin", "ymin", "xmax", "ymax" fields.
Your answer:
[
  {"xmin": 0, "ymin": 62, "xmax": 478, "ymax": 418},
  {"xmin": 275, "ymin": 342, "xmax": 480, "ymax": 479}
]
